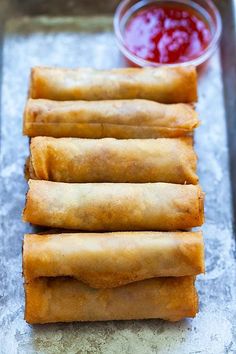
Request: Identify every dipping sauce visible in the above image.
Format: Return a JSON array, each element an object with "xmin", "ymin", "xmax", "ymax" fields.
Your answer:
[{"xmin": 124, "ymin": 4, "xmax": 212, "ymax": 64}]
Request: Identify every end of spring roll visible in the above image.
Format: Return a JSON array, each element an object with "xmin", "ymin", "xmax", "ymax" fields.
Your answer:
[{"xmin": 24, "ymin": 276, "xmax": 198, "ymax": 324}]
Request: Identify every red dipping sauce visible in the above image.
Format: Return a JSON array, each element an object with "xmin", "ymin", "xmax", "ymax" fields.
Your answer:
[{"xmin": 124, "ymin": 5, "xmax": 212, "ymax": 64}]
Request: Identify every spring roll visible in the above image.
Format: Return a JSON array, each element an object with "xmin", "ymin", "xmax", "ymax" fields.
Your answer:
[
  {"xmin": 24, "ymin": 276, "xmax": 198, "ymax": 324},
  {"xmin": 29, "ymin": 66, "xmax": 197, "ymax": 103},
  {"xmin": 27, "ymin": 137, "xmax": 198, "ymax": 184},
  {"xmin": 23, "ymin": 232, "xmax": 204, "ymax": 288},
  {"xmin": 23, "ymin": 180, "xmax": 204, "ymax": 231},
  {"xmin": 23, "ymin": 99, "xmax": 199, "ymax": 138}
]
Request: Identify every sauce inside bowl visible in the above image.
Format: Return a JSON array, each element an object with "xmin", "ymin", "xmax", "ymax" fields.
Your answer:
[{"xmin": 124, "ymin": 4, "xmax": 212, "ymax": 64}]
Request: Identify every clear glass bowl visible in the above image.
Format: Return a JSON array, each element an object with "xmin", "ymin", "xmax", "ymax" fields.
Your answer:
[{"xmin": 114, "ymin": 0, "xmax": 222, "ymax": 67}]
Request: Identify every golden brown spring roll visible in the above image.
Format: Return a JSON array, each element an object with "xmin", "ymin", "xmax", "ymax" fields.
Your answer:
[
  {"xmin": 24, "ymin": 276, "xmax": 198, "ymax": 324},
  {"xmin": 23, "ymin": 180, "xmax": 204, "ymax": 231},
  {"xmin": 23, "ymin": 98, "xmax": 199, "ymax": 138},
  {"xmin": 29, "ymin": 66, "xmax": 197, "ymax": 103},
  {"xmin": 28, "ymin": 137, "xmax": 198, "ymax": 184},
  {"xmin": 23, "ymin": 232, "xmax": 204, "ymax": 288}
]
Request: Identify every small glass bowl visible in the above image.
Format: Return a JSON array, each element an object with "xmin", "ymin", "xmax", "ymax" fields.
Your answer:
[{"xmin": 114, "ymin": 0, "xmax": 222, "ymax": 67}]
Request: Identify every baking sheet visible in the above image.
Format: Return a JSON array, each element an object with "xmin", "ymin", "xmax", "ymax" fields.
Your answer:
[{"xmin": 0, "ymin": 13, "xmax": 236, "ymax": 354}]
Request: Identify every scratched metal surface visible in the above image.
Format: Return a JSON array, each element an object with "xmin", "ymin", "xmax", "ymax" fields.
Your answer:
[{"xmin": 0, "ymin": 14, "xmax": 236, "ymax": 354}]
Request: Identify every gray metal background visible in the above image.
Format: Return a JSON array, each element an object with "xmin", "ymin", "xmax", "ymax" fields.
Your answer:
[{"xmin": 0, "ymin": 1, "xmax": 236, "ymax": 353}]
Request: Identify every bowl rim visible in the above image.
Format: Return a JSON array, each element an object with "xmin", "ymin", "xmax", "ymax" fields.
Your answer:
[{"xmin": 113, "ymin": 0, "xmax": 222, "ymax": 67}]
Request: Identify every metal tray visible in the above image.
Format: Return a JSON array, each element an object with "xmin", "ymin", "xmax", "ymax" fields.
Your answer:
[{"xmin": 0, "ymin": 1, "xmax": 236, "ymax": 353}]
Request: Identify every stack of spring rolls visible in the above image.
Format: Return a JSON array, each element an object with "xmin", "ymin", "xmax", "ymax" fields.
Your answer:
[{"xmin": 22, "ymin": 66, "xmax": 205, "ymax": 324}]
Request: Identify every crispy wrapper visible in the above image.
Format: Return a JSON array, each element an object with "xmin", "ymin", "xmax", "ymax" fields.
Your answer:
[
  {"xmin": 23, "ymin": 98, "xmax": 199, "ymax": 138},
  {"xmin": 27, "ymin": 137, "xmax": 198, "ymax": 184},
  {"xmin": 23, "ymin": 180, "xmax": 204, "ymax": 231},
  {"xmin": 24, "ymin": 276, "xmax": 198, "ymax": 324},
  {"xmin": 23, "ymin": 231, "xmax": 204, "ymax": 288},
  {"xmin": 29, "ymin": 66, "xmax": 197, "ymax": 103}
]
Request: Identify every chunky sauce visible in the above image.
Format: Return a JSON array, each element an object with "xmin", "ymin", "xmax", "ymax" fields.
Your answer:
[{"xmin": 124, "ymin": 5, "xmax": 212, "ymax": 64}]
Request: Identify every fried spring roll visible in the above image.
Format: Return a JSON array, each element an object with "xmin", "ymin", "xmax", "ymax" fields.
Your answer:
[
  {"xmin": 23, "ymin": 180, "xmax": 204, "ymax": 231},
  {"xmin": 23, "ymin": 232, "xmax": 204, "ymax": 288},
  {"xmin": 24, "ymin": 276, "xmax": 198, "ymax": 324},
  {"xmin": 29, "ymin": 66, "xmax": 197, "ymax": 103},
  {"xmin": 23, "ymin": 99, "xmax": 199, "ymax": 138},
  {"xmin": 27, "ymin": 137, "xmax": 198, "ymax": 184}
]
